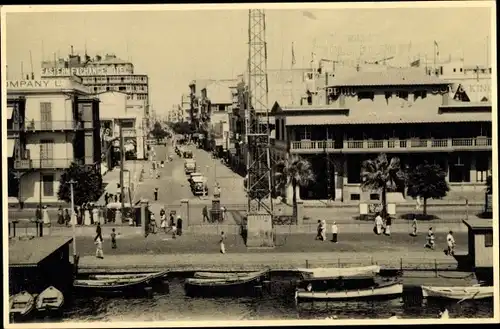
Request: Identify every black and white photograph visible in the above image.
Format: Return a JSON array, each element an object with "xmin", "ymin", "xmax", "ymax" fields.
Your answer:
[{"xmin": 1, "ymin": 2, "xmax": 497, "ymax": 327}]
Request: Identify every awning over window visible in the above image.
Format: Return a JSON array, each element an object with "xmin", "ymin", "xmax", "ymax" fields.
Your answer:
[{"xmin": 7, "ymin": 139, "xmax": 15, "ymax": 157}]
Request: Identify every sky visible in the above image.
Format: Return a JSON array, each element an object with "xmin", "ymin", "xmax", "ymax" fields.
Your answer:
[{"xmin": 3, "ymin": 3, "xmax": 494, "ymax": 116}]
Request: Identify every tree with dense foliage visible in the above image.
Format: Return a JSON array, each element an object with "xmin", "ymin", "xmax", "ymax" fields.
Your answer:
[
  {"xmin": 151, "ymin": 121, "xmax": 169, "ymax": 142},
  {"xmin": 172, "ymin": 121, "xmax": 194, "ymax": 136},
  {"xmin": 275, "ymin": 155, "xmax": 315, "ymax": 219},
  {"xmin": 58, "ymin": 162, "xmax": 104, "ymax": 206},
  {"xmin": 406, "ymin": 162, "xmax": 450, "ymax": 216},
  {"xmin": 361, "ymin": 153, "xmax": 404, "ymax": 218},
  {"xmin": 486, "ymin": 174, "xmax": 492, "ymax": 194}
]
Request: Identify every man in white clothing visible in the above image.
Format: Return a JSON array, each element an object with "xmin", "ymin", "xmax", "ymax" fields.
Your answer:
[{"xmin": 331, "ymin": 222, "xmax": 338, "ymax": 243}]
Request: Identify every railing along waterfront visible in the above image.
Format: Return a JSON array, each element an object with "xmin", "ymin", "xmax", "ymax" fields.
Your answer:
[{"xmin": 291, "ymin": 137, "xmax": 492, "ymax": 151}]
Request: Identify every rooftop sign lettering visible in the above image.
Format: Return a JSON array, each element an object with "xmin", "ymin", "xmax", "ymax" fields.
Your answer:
[
  {"xmin": 41, "ymin": 66, "xmax": 129, "ymax": 77},
  {"xmin": 6, "ymin": 79, "xmax": 63, "ymax": 89}
]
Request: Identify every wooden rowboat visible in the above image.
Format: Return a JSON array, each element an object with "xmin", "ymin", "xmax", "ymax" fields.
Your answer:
[
  {"xmin": 297, "ymin": 265, "xmax": 381, "ymax": 279},
  {"xmin": 36, "ymin": 286, "xmax": 64, "ymax": 312},
  {"xmin": 295, "ymin": 280, "xmax": 403, "ymax": 301},
  {"xmin": 421, "ymin": 285, "xmax": 494, "ymax": 300},
  {"xmin": 185, "ymin": 271, "xmax": 266, "ymax": 297},
  {"xmin": 74, "ymin": 270, "xmax": 168, "ymax": 294},
  {"xmin": 10, "ymin": 291, "xmax": 35, "ymax": 317},
  {"xmin": 193, "ymin": 270, "xmax": 267, "ymax": 279}
]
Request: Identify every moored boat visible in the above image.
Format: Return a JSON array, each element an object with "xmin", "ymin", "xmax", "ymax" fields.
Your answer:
[
  {"xmin": 10, "ymin": 291, "xmax": 35, "ymax": 318},
  {"xmin": 74, "ymin": 270, "xmax": 168, "ymax": 294},
  {"xmin": 297, "ymin": 265, "xmax": 381, "ymax": 279},
  {"xmin": 421, "ymin": 285, "xmax": 494, "ymax": 300},
  {"xmin": 35, "ymin": 286, "xmax": 64, "ymax": 312},
  {"xmin": 295, "ymin": 279, "xmax": 403, "ymax": 301},
  {"xmin": 185, "ymin": 271, "xmax": 267, "ymax": 297},
  {"xmin": 193, "ymin": 270, "xmax": 266, "ymax": 279}
]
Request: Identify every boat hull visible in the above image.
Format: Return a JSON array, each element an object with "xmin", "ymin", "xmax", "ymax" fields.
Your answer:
[
  {"xmin": 9, "ymin": 292, "xmax": 35, "ymax": 319},
  {"xmin": 185, "ymin": 276, "xmax": 264, "ymax": 297},
  {"xmin": 193, "ymin": 271, "xmax": 265, "ymax": 279},
  {"xmin": 35, "ymin": 287, "xmax": 64, "ymax": 313},
  {"xmin": 297, "ymin": 265, "xmax": 381, "ymax": 279},
  {"xmin": 296, "ymin": 283, "xmax": 404, "ymax": 302},
  {"xmin": 421, "ymin": 286, "xmax": 494, "ymax": 300},
  {"xmin": 73, "ymin": 270, "xmax": 168, "ymax": 295}
]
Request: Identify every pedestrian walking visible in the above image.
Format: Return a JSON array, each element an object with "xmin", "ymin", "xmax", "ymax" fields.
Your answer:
[
  {"xmin": 374, "ymin": 213, "xmax": 383, "ymax": 235},
  {"xmin": 220, "ymin": 206, "xmax": 226, "ymax": 222},
  {"xmin": 320, "ymin": 220, "xmax": 327, "ymax": 241},
  {"xmin": 160, "ymin": 208, "xmax": 168, "ymax": 233},
  {"xmin": 416, "ymin": 196, "xmax": 422, "ymax": 211},
  {"xmin": 411, "ymin": 216, "xmax": 418, "ymax": 236},
  {"xmin": 64, "ymin": 209, "xmax": 71, "ymax": 226},
  {"xmin": 176, "ymin": 215, "xmax": 183, "ymax": 236},
  {"xmin": 331, "ymin": 221, "xmax": 338, "ymax": 243},
  {"xmin": 446, "ymin": 230, "xmax": 455, "ymax": 256},
  {"xmin": 84, "ymin": 204, "xmax": 91, "ymax": 226},
  {"xmin": 384, "ymin": 216, "xmax": 392, "ymax": 236},
  {"xmin": 92, "ymin": 205, "xmax": 99, "ymax": 225},
  {"xmin": 57, "ymin": 206, "xmax": 64, "ymax": 224},
  {"xmin": 219, "ymin": 231, "xmax": 226, "ymax": 254},
  {"xmin": 111, "ymin": 228, "xmax": 117, "ymax": 249},
  {"xmin": 42, "ymin": 205, "xmax": 51, "ymax": 226},
  {"xmin": 424, "ymin": 227, "xmax": 435, "ymax": 249},
  {"xmin": 35, "ymin": 205, "xmax": 42, "ymax": 222},
  {"xmin": 202, "ymin": 205, "xmax": 209, "ymax": 223},
  {"xmin": 95, "ymin": 222, "xmax": 103, "ymax": 242},
  {"xmin": 150, "ymin": 213, "xmax": 158, "ymax": 234},
  {"xmin": 154, "ymin": 187, "xmax": 159, "ymax": 201},
  {"xmin": 171, "ymin": 221, "xmax": 177, "ymax": 239},
  {"xmin": 169, "ymin": 211, "xmax": 175, "ymax": 228},
  {"xmin": 315, "ymin": 220, "xmax": 322, "ymax": 240},
  {"xmin": 95, "ymin": 236, "xmax": 104, "ymax": 259}
]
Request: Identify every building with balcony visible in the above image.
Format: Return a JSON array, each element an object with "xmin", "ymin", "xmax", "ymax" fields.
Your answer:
[
  {"xmin": 97, "ymin": 91, "xmax": 147, "ymax": 166},
  {"xmin": 270, "ymin": 67, "xmax": 492, "ymax": 203},
  {"xmin": 6, "ymin": 78, "xmax": 101, "ymax": 206},
  {"xmin": 180, "ymin": 94, "xmax": 191, "ymax": 123},
  {"xmin": 40, "ymin": 52, "xmax": 149, "ymax": 115}
]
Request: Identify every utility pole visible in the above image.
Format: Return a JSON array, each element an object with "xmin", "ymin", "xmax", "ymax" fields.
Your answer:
[
  {"xmin": 69, "ymin": 179, "xmax": 77, "ymax": 257},
  {"xmin": 39, "ymin": 144, "xmax": 43, "ymax": 237},
  {"xmin": 119, "ymin": 121, "xmax": 125, "ymax": 219}
]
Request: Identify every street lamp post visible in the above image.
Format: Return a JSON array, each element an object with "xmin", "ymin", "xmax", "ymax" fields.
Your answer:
[
  {"xmin": 69, "ymin": 179, "xmax": 77, "ymax": 258},
  {"xmin": 38, "ymin": 144, "xmax": 43, "ymax": 237}
]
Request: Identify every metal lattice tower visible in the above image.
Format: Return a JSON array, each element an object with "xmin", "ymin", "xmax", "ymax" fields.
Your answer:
[{"xmin": 245, "ymin": 9, "xmax": 273, "ymax": 215}]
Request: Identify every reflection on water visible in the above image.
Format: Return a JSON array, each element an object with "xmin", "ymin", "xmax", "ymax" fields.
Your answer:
[{"xmin": 38, "ymin": 278, "xmax": 494, "ymax": 323}]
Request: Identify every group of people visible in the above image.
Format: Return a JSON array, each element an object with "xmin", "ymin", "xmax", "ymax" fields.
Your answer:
[
  {"xmin": 410, "ymin": 217, "xmax": 456, "ymax": 255},
  {"xmin": 373, "ymin": 212, "xmax": 392, "ymax": 236},
  {"xmin": 93, "ymin": 222, "xmax": 118, "ymax": 259},
  {"xmin": 37, "ymin": 203, "xmax": 109, "ymax": 227},
  {"xmin": 34, "ymin": 205, "xmax": 52, "ymax": 225},
  {"xmin": 315, "ymin": 220, "xmax": 339, "ymax": 243},
  {"xmin": 202, "ymin": 205, "xmax": 227, "ymax": 223},
  {"xmin": 149, "ymin": 208, "xmax": 183, "ymax": 238}
]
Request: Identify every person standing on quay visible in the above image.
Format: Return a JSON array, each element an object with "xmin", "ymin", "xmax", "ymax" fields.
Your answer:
[
  {"xmin": 202, "ymin": 205, "xmax": 209, "ymax": 223},
  {"xmin": 64, "ymin": 208, "xmax": 71, "ymax": 226},
  {"xmin": 111, "ymin": 228, "xmax": 117, "ymax": 249},
  {"xmin": 57, "ymin": 206, "xmax": 64, "ymax": 225},
  {"xmin": 35, "ymin": 205, "xmax": 42, "ymax": 223},
  {"xmin": 95, "ymin": 222, "xmax": 103, "ymax": 242},
  {"xmin": 219, "ymin": 231, "xmax": 226, "ymax": 254},
  {"xmin": 374, "ymin": 213, "xmax": 383, "ymax": 235},
  {"xmin": 331, "ymin": 221, "xmax": 338, "ymax": 243},
  {"xmin": 154, "ymin": 187, "xmax": 159, "ymax": 201},
  {"xmin": 176, "ymin": 215, "xmax": 183, "ymax": 236},
  {"xmin": 411, "ymin": 215, "xmax": 418, "ymax": 236},
  {"xmin": 42, "ymin": 205, "xmax": 51, "ymax": 226},
  {"xmin": 384, "ymin": 216, "xmax": 392, "ymax": 236},
  {"xmin": 95, "ymin": 236, "xmax": 104, "ymax": 259},
  {"xmin": 446, "ymin": 230, "xmax": 456, "ymax": 256}
]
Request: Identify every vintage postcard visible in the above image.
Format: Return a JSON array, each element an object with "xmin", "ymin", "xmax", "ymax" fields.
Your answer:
[{"xmin": 1, "ymin": 1, "xmax": 498, "ymax": 328}]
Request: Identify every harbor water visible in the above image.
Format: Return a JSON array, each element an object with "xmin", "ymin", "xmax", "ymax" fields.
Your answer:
[{"xmin": 34, "ymin": 276, "xmax": 494, "ymax": 323}]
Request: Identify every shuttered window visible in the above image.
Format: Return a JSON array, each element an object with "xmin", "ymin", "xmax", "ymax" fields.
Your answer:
[{"xmin": 42, "ymin": 174, "xmax": 54, "ymax": 196}]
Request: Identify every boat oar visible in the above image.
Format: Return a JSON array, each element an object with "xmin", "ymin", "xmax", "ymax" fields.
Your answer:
[{"xmin": 457, "ymin": 291, "xmax": 479, "ymax": 304}]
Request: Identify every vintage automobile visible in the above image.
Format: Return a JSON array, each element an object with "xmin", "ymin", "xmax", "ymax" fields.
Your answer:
[
  {"xmin": 188, "ymin": 172, "xmax": 203, "ymax": 184},
  {"xmin": 184, "ymin": 159, "xmax": 197, "ymax": 174},
  {"xmin": 183, "ymin": 149, "xmax": 193, "ymax": 159},
  {"xmin": 191, "ymin": 176, "xmax": 208, "ymax": 196}
]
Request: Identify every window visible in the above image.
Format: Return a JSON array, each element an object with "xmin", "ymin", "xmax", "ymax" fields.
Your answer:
[
  {"xmin": 370, "ymin": 193, "xmax": 380, "ymax": 201},
  {"xmin": 449, "ymin": 155, "xmax": 471, "ymax": 182},
  {"xmin": 484, "ymin": 232, "xmax": 493, "ymax": 247},
  {"xmin": 119, "ymin": 86, "xmax": 126, "ymax": 91},
  {"xmin": 396, "ymin": 91, "xmax": 409, "ymax": 100},
  {"xmin": 299, "ymin": 127, "xmax": 311, "ymax": 140},
  {"xmin": 414, "ymin": 90, "xmax": 427, "ymax": 100},
  {"xmin": 476, "ymin": 154, "xmax": 489, "ymax": 182},
  {"xmin": 218, "ymin": 105, "xmax": 225, "ymax": 112},
  {"xmin": 42, "ymin": 174, "xmax": 54, "ymax": 196},
  {"xmin": 106, "ymin": 87, "xmax": 110, "ymax": 91},
  {"xmin": 40, "ymin": 102, "xmax": 52, "ymax": 129},
  {"xmin": 460, "ymin": 68, "xmax": 463, "ymax": 72},
  {"xmin": 453, "ymin": 68, "xmax": 456, "ymax": 72},
  {"xmin": 350, "ymin": 194, "xmax": 360, "ymax": 201},
  {"xmin": 94, "ymin": 87, "xmax": 97, "ymax": 92},
  {"xmin": 275, "ymin": 119, "xmax": 281, "ymax": 140},
  {"xmin": 357, "ymin": 91, "xmax": 375, "ymax": 101},
  {"xmin": 347, "ymin": 156, "xmax": 362, "ymax": 184},
  {"xmin": 120, "ymin": 120, "xmax": 134, "ymax": 128}
]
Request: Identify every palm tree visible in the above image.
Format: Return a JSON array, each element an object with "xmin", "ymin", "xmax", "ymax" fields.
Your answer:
[
  {"xmin": 275, "ymin": 155, "xmax": 315, "ymax": 220},
  {"xmin": 361, "ymin": 153, "xmax": 404, "ymax": 218}
]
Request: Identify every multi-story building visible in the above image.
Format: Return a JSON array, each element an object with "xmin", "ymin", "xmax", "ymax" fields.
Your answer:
[
  {"xmin": 97, "ymin": 91, "xmax": 147, "ymax": 167},
  {"xmin": 40, "ymin": 52, "xmax": 149, "ymax": 115},
  {"xmin": 180, "ymin": 94, "xmax": 191, "ymax": 123},
  {"xmin": 204, "ymin": 81, "xmax": 234, "ymax": 156},
  {"xmin": 6, "ymin": 77, "xmax": 101, "ymax": 206},
  {"xmin": 271, "ymin": 67, "xmax": 492, "ymax": 203}
]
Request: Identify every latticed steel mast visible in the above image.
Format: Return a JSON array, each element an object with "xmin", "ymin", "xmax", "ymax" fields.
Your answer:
[{"xmin": 245, "ymin": 9, "xmax": 273, "ymax": 215}]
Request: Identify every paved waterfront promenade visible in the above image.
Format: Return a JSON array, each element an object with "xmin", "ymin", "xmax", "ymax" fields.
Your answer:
[{"xmin": 78, "ymin": 250, "xmax": 459, "ymax": 272}]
